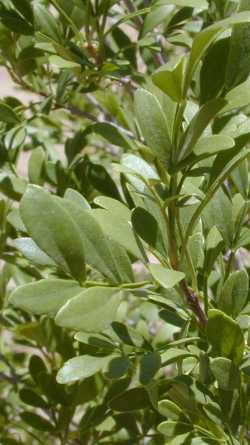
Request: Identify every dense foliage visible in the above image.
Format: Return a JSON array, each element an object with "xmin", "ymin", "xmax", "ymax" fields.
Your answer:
[{"xmin": 0, "ymin": 0, "xmax": 250, "ymax": 444}]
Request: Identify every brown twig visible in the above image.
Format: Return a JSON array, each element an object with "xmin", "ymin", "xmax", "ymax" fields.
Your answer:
[{"xmin": 180, "ymin": 280, "xmax": 207, "ymax": 328}]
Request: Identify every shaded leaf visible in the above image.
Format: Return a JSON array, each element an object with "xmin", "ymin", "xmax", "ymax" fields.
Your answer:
[{"xmin": 139, "ymin": 352, "xmax": 161, "ymax": 385}]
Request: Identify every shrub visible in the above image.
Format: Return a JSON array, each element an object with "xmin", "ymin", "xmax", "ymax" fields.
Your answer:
[{"xmin": 0, "ymin": 0, "xmax": 250, "ymax": 444}]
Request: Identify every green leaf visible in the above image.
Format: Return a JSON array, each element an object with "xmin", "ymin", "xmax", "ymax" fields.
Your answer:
[
  {"xmin": 226, "ymin": 0, "xmax": 250, "ymax": 89},
  {"xmin": 64, "ymin": 188, "xmax": 90, "ymax": 209},
  {"xmin": 20, "ymin": 185, "xmax": 86, "ymax": 282},
  {"xmin": 0, "ymin": 102, "xmax": 20, "ymax": 124},
  {"xmin": 111, "ymin": 321, "xmax": 144, "ymax": 347},
  {"xmin": 157, "ymin": 420, "xmax": 192, "ymax": 437},
  {"xmin": 11, "ymin": 0, "xmax": 34, "ymax": 23},
  {"xmin": 4, "ymin": 126, "xmax": 26, "ymax": 150},
  {"xmin": 0, "ymin": 8, "xmax": 34, "ymax": 35},
  {"xmin": 205, "ymin": 227, "xmax": 224, "ymax": 274},
  {"xmin": 156, "ymin": 0, "xmax": 208, "ymax": 6},
  {"xmin": 19, "ymin": 389, "xmax": 48, "ymax": 409},
  {"xmin": 134, "ymin": 89, "xmax": 172, "ymax": 165},
  {"xmin": 57, "ymin": 355, "xmax": 111, "ymax": 384},
  {"xmin": 33, "ymin": 3, "xmax": 61, "ymax": 42},
  {"xmin": 159, "ymin": 307, "xmax": 187, "ymax": 328},
  {"xmin": 88, "ymin": 162, "xmax": 121, "ymax": 200},
  {"xmin": 202, "ymin": 188, "xmax": 234, "ymax": 247},
  {"xmin": 9, "ymin": 279, "xmax": 82, "ymax": 315},
  {"xmin": 20, "ymin": 412, "xmax": 54, "ymax": 432},
  {"xmin": 193, "ymin": 135, "xmax": 235, "ymax": 156},
  {"xmin": 109, "ymin": 387, "xmax": 151, "ymax": 412},
  {"xmin": 121, "ymin": 154, "xmax": 159, "ymax": 182},
  {"xmin": 219, "ymin": 269, "xmax": 249, "ymax": 317},
  {"xmin": 142, "ymin": 4, "xmax": 174, "ymax": 37},
  {"xmin": 158, "ymin": 400, "xmax": 183, "ymax": 420},
  {"xmin": 182, "ymin": 148, "xmax": 250, "ymax": 254},
  {"xmin": 105, "ymin": 356, "xmax": 130, "ymax": 380},
  {"xmin": 161, "ymin": 348, "xmax": 194, "ymax": 365},
  {"xmin": 222, "ymin": 77, "xmax": 250, "ymax": 113},
  {"xmin": 149, "ymin": 264, "xmax": 185, "ymax": 288},
  {"xmin": 178, "ymin": 98, "xmax": 226, "ymax": 161},
  {"xmin": 29, "ymin": 356, "xmax": 47, "ymax": 384},
  {"xmin": 84, "ymin": 122, "xmax": 133, "ymax": 151},
  {"xmin": 139, "ymin": 352, "xmax": 161, "ymax": 385},
  {"xmin": 152, "ymin": 56, "xmax": 186, "ymax": 102},
  {"xmin": 55, "ymin": 287, "xmax": 121, "ymax": 332},
  {"xmin": 14, "ymin": 237, "xmax": 56, "ymax": 267},
  {"xmin": 49, "ymin": 55, "xmax": 80, "ymax": 68},
  {"xmin": 61, "ymin": 198, "xmax": 134, "ymax": 283},
  {"xmin": 210, "ymin": 357, "xmax": 240, "ymax": 390},
  {"xmin": 202, "ymin": 188, "xmax": 234, "ymax": 246},
  {"xmin": 207, "ymin": 309, "xmax": 245, "ymax": 364},
  {"xmin": 132, "ymin": 207, "xmax": 165, "ymax": 255},
  {"xmin": 200, "ymin": 37, "xmax": 230, "ymax": 104},
  {"xmin": 93, "ymin": 199, "xmax": 141, "ymax": 259},
  {"xmin": 28, "ymin": 147, "xmax": 45, "ymax": 185},
  {"xmin": 231, "ymin": 156, "xmax": 249, "ymax": 198},
  {"xmin": 185, "ymin": 11, "xmax": 250, "ymax": 90}
]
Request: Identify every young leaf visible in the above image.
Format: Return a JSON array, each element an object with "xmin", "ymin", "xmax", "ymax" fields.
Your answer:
[
  {"xmin": 134, "ymin": 89, "xmax": 172, "ymax": 165},
  {"xmin": 149, "ymin": 264, "xmax": 185, "ymax": 289},
  {"xmin": 152, "ymin": 56, "xmax": 186, "ymax": 102},
  {"xmin": 177, "ymin": 98, "xmax": 226, "ymax": 161},
  {"xmin": 55, "ymin": 287, "xmax": 121, "ymax": 332}
]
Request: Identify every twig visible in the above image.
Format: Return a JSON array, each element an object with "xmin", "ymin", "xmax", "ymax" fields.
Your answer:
[{"xmin": 180, "ymin": 280, "xmax": 207, "ymax": 328}]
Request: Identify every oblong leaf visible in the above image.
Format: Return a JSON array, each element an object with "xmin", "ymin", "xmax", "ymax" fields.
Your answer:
[
  {"xmin": 55, "ymin": 287, "xmax": 121, "ymax": 332},
  {"xmin": 149, "ymin": 264, "xmax": 185, "ymax": 288},
  {"xmin": 20, "ymin": 185, "xmax": 86, "ymax": 282},
  {"xmin": 9, "ymin": 279, "xmax": 82, "ymax": 315},
  {"xmin": 135, "ymin": 89, "xmax": 172, "ymax": 165},
  {"xmin": 57, "ymin": 355, "xmax": 111, "ymax": 384},
  {"xmin": 207, "ymin": 309, "xmax": 245, "ymax": 364}
]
